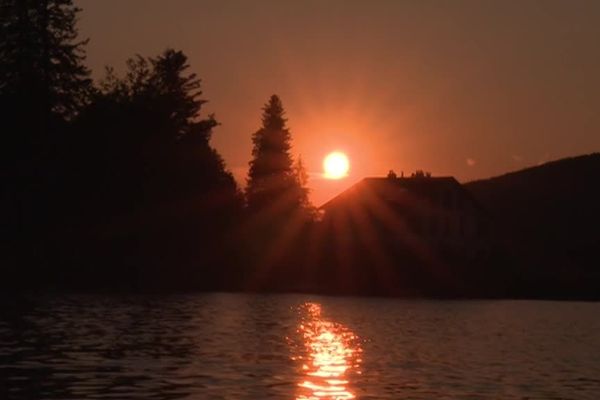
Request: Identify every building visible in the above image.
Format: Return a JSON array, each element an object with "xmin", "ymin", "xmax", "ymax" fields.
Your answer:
[{"xmin": 320, "ymin": 172, "xmax": 491, "ymax": 257}]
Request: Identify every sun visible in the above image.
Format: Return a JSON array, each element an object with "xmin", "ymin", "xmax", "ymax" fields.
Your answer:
[{"xmin": 323, "ymin": 151, "xmax": 350, "ymax": 179}]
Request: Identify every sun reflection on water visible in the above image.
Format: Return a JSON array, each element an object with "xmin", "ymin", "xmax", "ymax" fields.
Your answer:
[{"xmin": 293, "ymin": 302, "xmax": 363, "ymax": 400}]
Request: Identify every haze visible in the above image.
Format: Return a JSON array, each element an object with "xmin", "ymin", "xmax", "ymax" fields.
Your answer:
[{"xmin": 77, "ymin": 0, "xmax": 600, "ymax": 205}]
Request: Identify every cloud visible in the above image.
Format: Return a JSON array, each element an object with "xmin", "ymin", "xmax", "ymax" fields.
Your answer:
[
  {"xmin": 309, "ymin": 171, "xmax": 327, "ymax": 180},
  {"xmin": 466, "ymin": 158, "xmax": 476, "ymax": 167},
  {"xmin": 231, "ymin": 166, "xmax": 326, "ymax": 184}
]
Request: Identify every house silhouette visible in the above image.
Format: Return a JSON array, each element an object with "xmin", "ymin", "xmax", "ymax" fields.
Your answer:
[{"xmin": 320, "ymin": 172, "xmax": 491, "ymax": 259}]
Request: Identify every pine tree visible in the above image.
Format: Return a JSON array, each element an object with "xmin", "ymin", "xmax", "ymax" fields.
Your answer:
[
  {"xmin": 246, "ymin": 95, "xmax": 312, "ymax": 217},
  {"xmin": 149, "ymin": 49, "xmax": 208, "ymax": 137},
  {"xmin": 0, "ymin": 0, "xmax": 91, "ymax": 119},
  {"xmin": 0, "ymin": 0, "xmax": 91, "ymax": 286},
  {"xmin": 293, "ymin": 156, "xmax": 314, "ymax": 216}
]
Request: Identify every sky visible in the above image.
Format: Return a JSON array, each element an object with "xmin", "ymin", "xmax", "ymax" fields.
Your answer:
[{"xmin": 77, "ymin": 0, "xmax": 600, "ymax": 205}]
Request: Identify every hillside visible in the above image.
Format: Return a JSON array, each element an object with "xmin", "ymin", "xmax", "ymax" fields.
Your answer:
[{"xmin": 465, "ymin": 153, "xmax": 600, "ymax": 298}]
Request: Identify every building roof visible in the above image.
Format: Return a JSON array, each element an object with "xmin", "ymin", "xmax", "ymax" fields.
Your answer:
[{"xmin": 320, "ymin": 176, "xmax": 485, "ymax": 212}]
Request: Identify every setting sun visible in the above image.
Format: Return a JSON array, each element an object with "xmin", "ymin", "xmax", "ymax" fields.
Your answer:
[{"xmin": 323, "ymin": 152, "xmax": 350, "ymax": 179}]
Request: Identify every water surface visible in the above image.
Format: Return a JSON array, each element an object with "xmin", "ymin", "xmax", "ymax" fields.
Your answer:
[{"xmin": 1, "ymin": 294, "xmax": 599, "ymax": 399}]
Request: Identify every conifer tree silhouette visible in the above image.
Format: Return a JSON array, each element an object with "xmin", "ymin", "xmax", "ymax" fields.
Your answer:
[
  {"xmin": 0, "ymin": 0, "xmax": 91, "ymax": 120},
  {"xmin": 246, "ymin": 95, "xmax": 312, "ymax": 218}
]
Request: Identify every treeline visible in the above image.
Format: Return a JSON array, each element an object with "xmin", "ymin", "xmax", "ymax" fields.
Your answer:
[
  {"xmin": 3, "ymin": 1, "xmax": 596, "ymax": 299},
  {"xmin": 0, "ymin": 0, "xmax": 315, "ymax": 291}
]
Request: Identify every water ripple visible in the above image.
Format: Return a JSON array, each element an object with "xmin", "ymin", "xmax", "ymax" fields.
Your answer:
[{"xmin": 1, "ymin": 295, "xmax": 599, "ymax": 399}]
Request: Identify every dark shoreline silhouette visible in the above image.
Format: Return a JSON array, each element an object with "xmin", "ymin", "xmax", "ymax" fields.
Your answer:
[
  {"xmin": 1, "ymin": 1, "xmax": 599, "ymax": 300},
  {"xmin": 2, "ymin": 154, "xmax": 599, "ymax": 301}
]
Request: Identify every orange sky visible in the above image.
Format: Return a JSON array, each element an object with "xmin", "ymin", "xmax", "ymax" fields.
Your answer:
[{"xmin": 77, "ymin": 0, "xmax": 600, "ymax": 206}]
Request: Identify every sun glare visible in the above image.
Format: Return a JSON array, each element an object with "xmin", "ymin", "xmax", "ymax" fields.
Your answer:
[{"xmin": 323, "ymin": 152, "xmax": 350, "ymax": 179}]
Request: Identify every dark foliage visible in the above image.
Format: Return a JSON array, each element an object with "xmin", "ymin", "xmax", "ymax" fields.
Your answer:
[
  {"xmin": 0, "ymin": 0, "xmax": 242, "ymax": 291},
  {"xmin": 1, "ymin": 0, "xmax": 91, "ymax": 288},
  {"xmin": 0, "ymin": 0, "xmax": 91, "ymax": 119},
  {"xmin": 245, "ymin": 95, "xmax": 312, "ymax": 219},
  {"xmin": 60, "ymin": 49, "xmax": 243, "ymax": 290},
  {"xmin": 237, "ymin": 96, "xmax": 316, "ymax": 292}
]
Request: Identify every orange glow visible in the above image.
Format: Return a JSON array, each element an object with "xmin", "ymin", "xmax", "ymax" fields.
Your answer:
[
  {"xmin": 294, "ymin": 302, "xmax": 362, "ymax": 400},
  {"xmin": 323, "ymin": 152, "xmax": 350, "ymax": 180}
]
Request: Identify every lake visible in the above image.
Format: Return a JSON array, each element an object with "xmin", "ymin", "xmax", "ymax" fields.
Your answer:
[{"xmin": 1, "ymin": 294, "xmax": 599, "ymax": 399}]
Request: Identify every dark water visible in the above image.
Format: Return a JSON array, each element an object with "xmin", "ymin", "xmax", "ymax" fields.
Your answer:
[{"xmin": 1, "ymin": 294, "xmax": 599, "ymax": 399}]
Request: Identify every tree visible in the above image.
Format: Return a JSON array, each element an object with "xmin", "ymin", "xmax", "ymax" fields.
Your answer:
[
  {"xmin": 0, "ymin": 0, "xmax": 91, "ymax": 120},
  {"xmin": 0, "ymin": 0, "xmax": 91, "ymax": 283},
  {"xmin": 74, "ymin": 49, "xmax": 241, "ymax": 210},
  {"xmin": 149, "ymin": 50, "xmax": 208, "ymax": 137},
  {"xmin": 246, "ymin": 95, "xmax": 312, "ymax": 217},
  {"xmin": 0, "ymin": 0, "xmax": 92, "ymax": 240},
  {"xmin": 293, "ymin": 156, "xmax": 315, "ymax": 216},
  {"xmin": 69, "ymin": 49, "xmax": 242, "ymax": 288}
]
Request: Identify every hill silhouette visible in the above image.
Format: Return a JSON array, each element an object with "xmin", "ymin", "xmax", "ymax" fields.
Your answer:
[{"xmin": 465, "ymin": 153, "xmax": 600, "ymax": 299}]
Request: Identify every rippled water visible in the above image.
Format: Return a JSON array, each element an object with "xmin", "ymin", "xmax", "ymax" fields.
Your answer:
[{"xmin": 1, "ymin": 294, "xmax": 599, "ymax": 399}]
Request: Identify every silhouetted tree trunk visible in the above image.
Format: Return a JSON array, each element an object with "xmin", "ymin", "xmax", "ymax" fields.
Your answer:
[{"xmin": 242, "ymin": 96, "xmax": 314, "ymax": 291}]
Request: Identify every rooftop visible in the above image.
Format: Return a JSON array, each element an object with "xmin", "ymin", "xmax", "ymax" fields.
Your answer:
[{"xmin": 320, "ymin": 175, "xmax": 482, "ymax": 211}]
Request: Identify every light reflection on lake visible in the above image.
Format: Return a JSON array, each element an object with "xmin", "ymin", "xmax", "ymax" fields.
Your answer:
[
  {"xmin": 1, "ymin": 294, "xmax": 600, "ymax": 399},
  {"xmin": 293, "ymin": 302, "xmax": 362, "ymax": 400}
]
